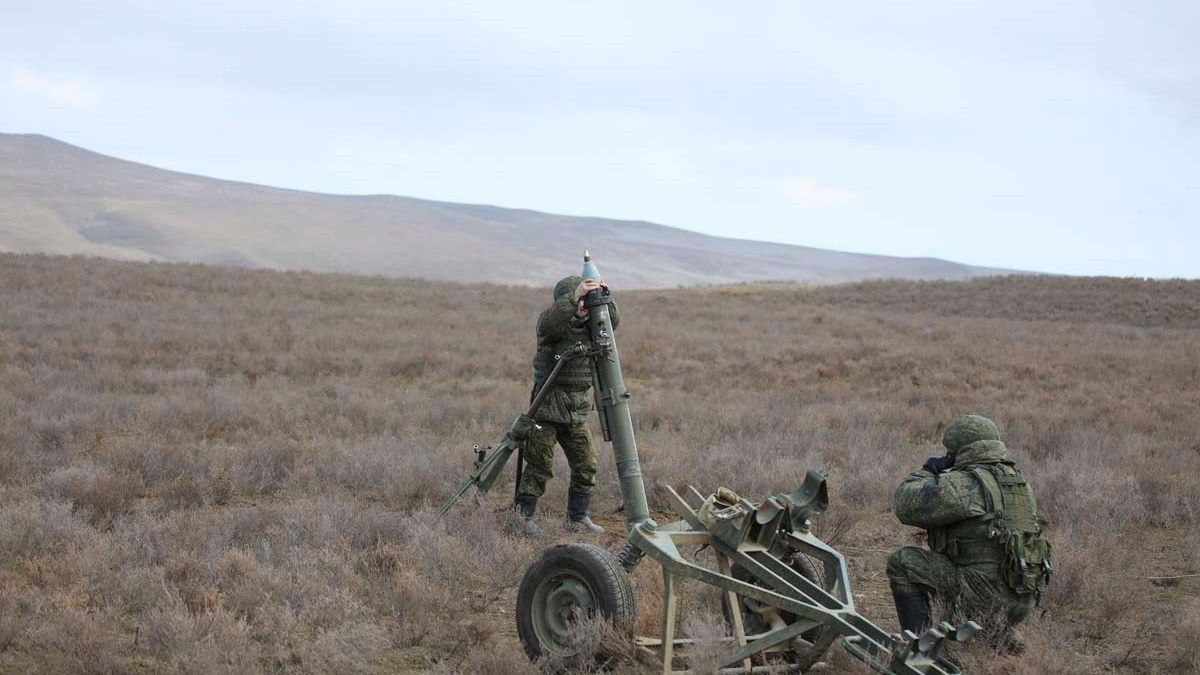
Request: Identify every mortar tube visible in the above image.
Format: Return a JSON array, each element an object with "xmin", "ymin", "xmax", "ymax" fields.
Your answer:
[{"xmin": 581, "ymin": 254, "xmax": 654, "ymax": 531}]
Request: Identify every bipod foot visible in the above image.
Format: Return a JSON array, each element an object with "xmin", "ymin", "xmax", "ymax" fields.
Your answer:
[{"xmin": 897, "ymin": 620, "xmax": 979, "ymax": 669}]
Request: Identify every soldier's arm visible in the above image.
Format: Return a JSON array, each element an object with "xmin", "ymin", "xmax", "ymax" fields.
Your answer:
[
  {"xmin": 893, "ymin": 470, "xmax": 982, "ymax": 528},
  {"xmin": 609, "ymin": 299, "xmax": 620, "ymax": 330}
]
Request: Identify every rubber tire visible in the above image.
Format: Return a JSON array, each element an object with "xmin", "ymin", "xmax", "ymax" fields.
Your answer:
[
  {"xmin": 724, "ymin": 556, "xmax": 838, "ymax": 671},
  {"xmin": 516, "ymin": 543, "xmax": 636, "ymax": 664}
]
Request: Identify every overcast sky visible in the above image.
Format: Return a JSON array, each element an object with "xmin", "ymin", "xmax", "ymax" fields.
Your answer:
[{"xmin": 1, "ymin": 1, "xmax": 1197, "ymax": 277}]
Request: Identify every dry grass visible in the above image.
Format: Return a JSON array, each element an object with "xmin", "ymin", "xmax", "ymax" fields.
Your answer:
[
  {"xmin": 804, "ymin": 275, "xmax": 1200, "ymax": 329},
  {"xmin": 0, "ymin": 252, "xmax": 1198, "ymax": 673}
]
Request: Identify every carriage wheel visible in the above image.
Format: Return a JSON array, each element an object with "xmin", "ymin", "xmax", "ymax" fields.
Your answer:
[
  {"xmin": 516, "ymin": 543, "xmax": 636, "ymax": 666},
  {"xmin": 725, "ymin": 554, "xmax": 838, "ymax": 671}
]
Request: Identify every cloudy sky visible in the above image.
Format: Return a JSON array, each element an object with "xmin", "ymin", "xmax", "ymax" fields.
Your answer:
[{"xmin": 1, "ymin": 1, "xmax": 1197, "ymax": 277}]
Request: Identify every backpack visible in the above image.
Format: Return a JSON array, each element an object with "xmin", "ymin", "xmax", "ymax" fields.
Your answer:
[{"xmin": 967, "ymin": 464, "xmax": 1053, "ymax": 601}]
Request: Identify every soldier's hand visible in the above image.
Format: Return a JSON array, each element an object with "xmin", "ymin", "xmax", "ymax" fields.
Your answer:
[
  {"xmin": 923, "ymin": 456, "xmax": 953, "ymax": 474},
  {"xmin": 574, "ymin": 279, "xmax": 601, "ymax": 301}
]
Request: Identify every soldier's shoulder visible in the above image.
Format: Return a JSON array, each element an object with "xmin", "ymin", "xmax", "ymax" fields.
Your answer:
[
  {"xmin": 938, "ymin": 468, "xmax": 986, "ymax": 489},
  {"xmin": 536, "ymin": 300, "xmax": 568, "ymax": 327}
]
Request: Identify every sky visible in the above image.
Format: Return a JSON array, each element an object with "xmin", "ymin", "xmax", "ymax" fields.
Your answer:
[{"xmin": 1, "ymin": 1, "xmax": 1197, "ymax": 278}]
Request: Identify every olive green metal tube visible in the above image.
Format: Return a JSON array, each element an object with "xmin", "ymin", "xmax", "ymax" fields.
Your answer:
[{"xmin": 581, "ymin": 253, "xmax": 653, "ymax": 529}]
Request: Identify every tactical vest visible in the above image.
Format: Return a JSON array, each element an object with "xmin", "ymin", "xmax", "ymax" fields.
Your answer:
[
  {"xmin": 532, "ymin": 333, "xmax": 594, "ymax": 394},
  {"xmin": 929, "ymin": 462, "xmax": 1052, "ymax": 598}
]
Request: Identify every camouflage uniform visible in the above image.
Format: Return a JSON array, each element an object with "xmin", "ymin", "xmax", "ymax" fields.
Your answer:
[
  {"xmin": 887, "ymin": 415, "xmax": 1051, "ymax": 637},
  {"xmin": 517, "ymin": 276, "xmax": 619, "ymax": 500}
]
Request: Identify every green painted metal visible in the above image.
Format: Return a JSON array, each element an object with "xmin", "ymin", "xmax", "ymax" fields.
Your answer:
[
  {"xmin": 529, "ymin": 568, "xmax": 597, "ymax": 652},
  {"xmin": 578, "ymin": 253, "xmax": 653, "ymax": 530},
  {"xmin": 626, "ymin": 481, "xmax": 978, "ymax": 674}
]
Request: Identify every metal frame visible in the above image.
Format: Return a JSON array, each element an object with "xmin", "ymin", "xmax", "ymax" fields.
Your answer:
[{"xmin": 626, "ymin": 484, "xmax": 976, "ymax": 674}]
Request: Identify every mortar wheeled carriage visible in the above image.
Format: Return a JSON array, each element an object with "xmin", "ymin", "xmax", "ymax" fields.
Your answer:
[
  {"xmin": 438, "ymin": 252, "xmax": 979, "ymax": 673},
  {"xmin": 515, "ymin": 473, "xmax": 978, "ymax": 673}
]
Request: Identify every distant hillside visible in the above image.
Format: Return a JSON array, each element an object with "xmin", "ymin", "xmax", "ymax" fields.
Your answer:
[{"xmin": 0, "ymin": 133, "xmax": 1017, "ymax": 288}]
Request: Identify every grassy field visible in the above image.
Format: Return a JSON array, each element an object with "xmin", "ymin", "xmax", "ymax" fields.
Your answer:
[{"xmin": 0, "ymin": 252, "xmax": 1198, "ymax": 674}]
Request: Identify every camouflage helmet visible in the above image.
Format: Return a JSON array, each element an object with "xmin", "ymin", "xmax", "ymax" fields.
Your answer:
[
  {"xmin": 942, "ymin": 414, "xmax": 1000, "ymax": 454},
  {"xmin": 554, "ymin": 275, "xmax": 583, "ymax": 301}
]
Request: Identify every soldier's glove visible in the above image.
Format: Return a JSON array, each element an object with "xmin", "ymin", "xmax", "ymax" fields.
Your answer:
[{"xmin": 922, "ymin": 456, "xmax": 953, "ymax": 475}]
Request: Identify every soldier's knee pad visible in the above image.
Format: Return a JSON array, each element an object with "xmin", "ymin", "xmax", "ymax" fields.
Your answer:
[{"xmin": 886, "ymin": 547, "xmax": 921, "ymax": 591}]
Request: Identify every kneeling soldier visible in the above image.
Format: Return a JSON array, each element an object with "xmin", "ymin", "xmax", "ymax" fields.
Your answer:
[{"xmin": 888, "ymin": 415, "xmax": 1052, "ymax": 641}]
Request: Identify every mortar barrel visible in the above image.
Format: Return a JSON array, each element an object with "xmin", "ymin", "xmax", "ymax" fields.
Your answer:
[{"xmin": 581, "ymin": 252, "xmax": 652, "ymax": 528}]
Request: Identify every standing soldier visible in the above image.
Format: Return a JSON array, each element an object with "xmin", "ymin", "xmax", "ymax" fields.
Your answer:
[
  {"xmin": 887, "ymin": 415, "xmax": 1052, "ymax": 643},
  {"xmin": 513, "ymin": 275, "xmax": 617, "ymax": 535}
]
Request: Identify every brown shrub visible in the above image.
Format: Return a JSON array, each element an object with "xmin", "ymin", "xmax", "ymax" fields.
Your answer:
[
  {"xmin": 0, "ymin": 499, "xmax": 96, "ymax": 559},
  {"xmin": 0, "ymin": 577, "xmax": 23, "ymax": 652},
  {"xmin": 975, "ymin": 621, "xmax": 1101, "ymax": 674},
  {"xmin": 21, "ymin": 604, "xmax": 127, "ymax": 675},
  {"xmin": 1167, "ymin": 598, "xmax": 1200, "ymax": 672},
  {"xmin": 1, "ymin": 253, "xmax": 1197, "ymax": 672},
  {"xmin": 139, "ymin": 597, "xmax": 262, "ymax": 674},
  {"xmin": 41, "ymin": 463, "xmax": 142, "ymax": 525},
  {"xmin": 160, "ymin": 474, "xmax": 205, "ymax": 511}
]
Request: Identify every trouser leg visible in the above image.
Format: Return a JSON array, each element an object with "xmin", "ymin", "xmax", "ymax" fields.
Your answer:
[
  {"xmin": 558, "ymin": 421, "xmax": 603, "ymax": 532},
  {"xmin": 517, "ymin": 424, "xmax": 557, "ymax": 499},
  {"xmin": 892, "ymin": 592, "xmax": 931, "ymax": 634},
  {"xmin": 514, "ymin": 494, "xmax": 537, "ymax": 518},
  {"xmin": 887, "ymin": 547, "xmax": 961, "ymax": 632},
  {"xmin": 556, "ymin": 421, "xmax": 597, "ymax": 495}
]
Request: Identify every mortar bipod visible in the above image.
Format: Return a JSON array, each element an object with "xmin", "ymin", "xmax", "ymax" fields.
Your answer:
[
  {"xmin": 622, "ymin": 480, "xmax": 975, "ymax": 674},
  {"xmin": 844, "ymin": 621, "xmax": 980, "ymax": 675},
  {"xmin": 435, "ymin": 343, "xmax": 600, "ymax": 518}
]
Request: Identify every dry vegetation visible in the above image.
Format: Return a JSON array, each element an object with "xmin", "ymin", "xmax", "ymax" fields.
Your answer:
[
  {"xmin": 806, "ymin": 275, "xmax": 1200, "ymax": 329},
  {"xmin": 0, "ymin": 252, "xmax": 1198, "ymax": 674}
]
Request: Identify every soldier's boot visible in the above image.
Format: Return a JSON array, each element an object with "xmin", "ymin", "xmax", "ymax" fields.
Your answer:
[
  {"xmin": 892, "ymin": 592, "xmax": 930, "ymax": 635},
  {"xmin": 513, "ymin": 494, "xmax": 539, "ymax": 537},
  {"xmin": 564, "ymin": 489, "xmax": 604, "ymax": 534},
  {"xmin": 1000, "ymin": 627, "xmax": 1026, "ymax": 655}
]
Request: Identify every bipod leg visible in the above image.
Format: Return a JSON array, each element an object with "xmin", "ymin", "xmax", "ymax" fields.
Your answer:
[
  {"xmin": 661, "ymin": 568, "xmax": 680, "ymax": 674},
  {"xmin": 716, "ymin": 551, "xmax": 752, "ymax": 671}
]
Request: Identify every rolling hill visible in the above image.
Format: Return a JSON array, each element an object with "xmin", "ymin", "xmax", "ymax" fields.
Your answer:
[{"xmin": 0, "ymin": 133, "xmax": 1016, "ymax": 287}]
